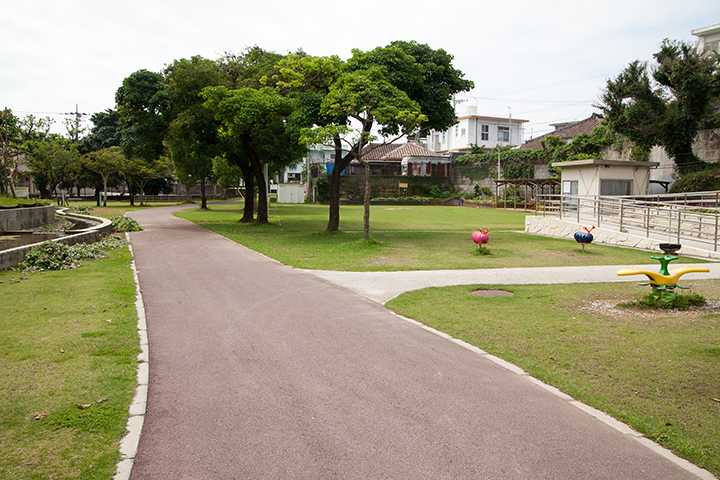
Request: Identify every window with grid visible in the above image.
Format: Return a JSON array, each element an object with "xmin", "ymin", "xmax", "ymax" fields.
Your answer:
[{"xmin": 481, "ymin": 124, "xmax": 489, "ymax": 141}]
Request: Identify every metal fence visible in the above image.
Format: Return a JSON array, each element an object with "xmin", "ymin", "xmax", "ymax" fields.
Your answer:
[{"xmin": 535, "ymin": 191, "xmax": 720, "ymax": 252}]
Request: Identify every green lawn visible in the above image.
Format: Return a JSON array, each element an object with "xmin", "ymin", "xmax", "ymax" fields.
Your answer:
[
  {"xmin": 177, "ymin": 202, "xmax": 705, "ymax": 271},
  {"xmin": 0, "ymin": 247, "xmax": 139, "ymax": 480},
  {"xmin": 387, "ymin": 280, "xmax": 720, "ymax": 477},
  {"xmin": 3, "ymin": 200, "xmax": 715, "ymax": 477}
]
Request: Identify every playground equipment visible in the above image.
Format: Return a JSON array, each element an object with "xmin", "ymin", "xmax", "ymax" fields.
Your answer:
[
  {"xmin": 574, "ymin": 226, "xmax": 594, "ymax": 251},
  {"xmin": 616, "ymin": 244, "xmax": 709, "ymax": 304},
  {"xmin": 471, "ymin": 228, "xmax": 490, "ymax": 255}
]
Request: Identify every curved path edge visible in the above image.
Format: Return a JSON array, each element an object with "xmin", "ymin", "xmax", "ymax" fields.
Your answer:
[{"xmin": 114, "ymin": 233, "xmax": 149, "ymax": 480}]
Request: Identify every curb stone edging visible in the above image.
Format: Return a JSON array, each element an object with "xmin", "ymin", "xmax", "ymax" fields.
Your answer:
[
  {"xmin": 391, "ymin": 311, "xmax": 718, "ymax": 480},
  {"xmin": 114, "ymin": 233, "xmax": 148, "ymax": 480}
]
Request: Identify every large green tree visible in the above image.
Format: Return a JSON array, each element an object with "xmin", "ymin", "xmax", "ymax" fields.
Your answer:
[
  {"xmin": 116, "ymin": 69, "xmax": 170, "ymax": 204},
  {"xmin": 202, "ymin": 85, "xmax": 306, "ymax": 223},
  {"xmin": 79, "ymin": 109, "xmax": 121, "ymax": 154},
  {"xmin": 165, "ymin": 56, "xmax": 226, "ymax": 209},
  {"xmin": 217, "ymin": 48, "xmax": 289, "ymax": 221},
  {"xmin": 599, "ymin": 39, "xmax": 720, "ymax": 173},
  {"xmin": 301, "ymin": 66, "xmax": 426, "ymax": 240},
  {"xmin": 279, "ymin": 42, "xmax": 473, "ymax": 232}
]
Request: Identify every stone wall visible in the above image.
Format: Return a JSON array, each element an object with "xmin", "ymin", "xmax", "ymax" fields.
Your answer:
[{"xmin": 336, "ymin": 175, "xmax": 448, "ymax": 203}]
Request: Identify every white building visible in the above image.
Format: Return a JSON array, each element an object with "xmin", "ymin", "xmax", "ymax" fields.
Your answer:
[
  {"xmin": 692, "ymin": 22, "xmax": 720, "ymax": 57},
  {"xmin": 426, "ymin": 106, "xmax": 529, "ymax": 155}
]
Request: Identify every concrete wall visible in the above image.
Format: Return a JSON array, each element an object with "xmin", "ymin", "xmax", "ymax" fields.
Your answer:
[
  {"xmin": 525, "ymin": 215, "xmax": 720, "ymax": 260},
  {"xmin": 0, "ymin": 205, "xmax": 55, "ymax": 233},
  {"xmin": 0, "ymin": 211, "xmax": 113, "ymax": 270}
]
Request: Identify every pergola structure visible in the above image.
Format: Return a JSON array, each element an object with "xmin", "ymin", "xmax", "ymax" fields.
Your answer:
[{"xmin": 495, "ymin": 178, "xmax": 560, "ymax": 210}]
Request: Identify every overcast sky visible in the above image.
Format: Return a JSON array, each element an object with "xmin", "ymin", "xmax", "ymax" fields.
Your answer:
[{"xmin": 2, "ymin": 0, "xmax": 719, "ymax": 143}]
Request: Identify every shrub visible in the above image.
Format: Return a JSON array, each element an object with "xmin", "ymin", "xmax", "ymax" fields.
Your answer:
[
  {"xmin": 622, "ymin": 292, "xmax": 707, "ymax": 311},
  {"xmin": 315, "ymin": 176, "xmax": 330, "ymax": 202},
  {"xmin": 20, "ymin": 236, "xmax": 126, "ymax": 271},
  {"xmin": 111, "ymin": 215, "xmax": 142, "ymax": 232},
  {"xmin": 68, "ymin": 205, "xmax": 93, "ymax": 213},
  {"xmin": 669, "ymin": 162, "xmax": 720, "ymax": 193}
]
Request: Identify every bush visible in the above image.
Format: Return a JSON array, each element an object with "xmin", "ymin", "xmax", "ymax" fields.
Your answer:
[
  {"xmin": 315, "ymin": 176, "xmax": 330, "ymax": 202},
  {"xmin": 20, "ymin": 236, "xmax": 126, "ymax": 271},
  {"xmin": 623, "ymin": 292, "xmax": 707, "ymax": 311},
  {"xmin": 68, "ymin": 205, "xmax": 94, "ymax": 213},
  {"xmin": 111, "ymin": 215, "xmax": 142, "ymax": 232},
  {"xmin": 669, "ymin": 162, "xmax": 720, "ymax": 193}
]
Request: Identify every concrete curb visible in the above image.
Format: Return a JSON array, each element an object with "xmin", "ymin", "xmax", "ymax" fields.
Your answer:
[
  {"xmin": 114, "ymin": 233, "xmax": 148, "ymax": 480},
  {"xmin": 392, "ymin": 311, "xmax": 717, "ymax": 480}
]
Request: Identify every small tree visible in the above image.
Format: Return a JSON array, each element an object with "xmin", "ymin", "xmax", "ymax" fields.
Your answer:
[
  {"xmin": 26, "ymin": 137, "xmax": 80, "ymax": 203},
  {"xmin": 0, "ymin": 108, "xmax": 21, "ymax": 197},
  {"xmin": 81, "ymin": 147, "xmax": 125, "ymax": 206},
  {"xmin": 301, "ymin": 66, "xmax": 426, "ymax": 240},
  {"xmin": 121, "ymin": 156, "xmax": 173, "ymax": 206}
]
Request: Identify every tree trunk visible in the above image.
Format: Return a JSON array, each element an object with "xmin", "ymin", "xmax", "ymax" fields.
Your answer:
[
  {"xmin": 251, "ymin": 157, "xmax": 268, "ymax": 224},
  {"xmin": 326, "ymin": 164, "xmax": 343, "ymax": 232},
  {"xmin": 239, "ymin": 162, "xmax": 255, "ymax": 223},
  {"xmin": 200, "ymin": 178, "xmax": 207, "ymax": 209},
  {"xmin": 127, "ymin": 180, "xmax": 136, "ymax": 206},
  {"xmin": 363, "ymin": 161, "xmax": 371, "ymax": 241}
]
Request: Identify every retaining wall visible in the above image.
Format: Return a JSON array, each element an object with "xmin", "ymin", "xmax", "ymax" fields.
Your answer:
[
  {"xmin": 0, "ymin": 205, "xmax": 55, "ymax": 233},
  {"xmin": 525, "ymin": 216, "xmax": 720, "ymax": 260},
  {"xmin": 0, "ymin": 211, "xmax": 113, "ymax": 270}
]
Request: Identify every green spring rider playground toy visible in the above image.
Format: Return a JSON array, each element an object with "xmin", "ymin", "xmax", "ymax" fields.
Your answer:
[{"xmin": 616, "ymin": 244, "xmax": 709, "ymax": 305}]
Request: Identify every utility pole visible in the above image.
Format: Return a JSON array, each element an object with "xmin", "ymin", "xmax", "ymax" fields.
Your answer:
[{"xmin": 63, "ymin": 104, "xmax": 87, "ymax": 142}]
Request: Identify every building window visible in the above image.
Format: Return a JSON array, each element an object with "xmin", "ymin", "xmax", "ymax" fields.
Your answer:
[
  {"xmin": 460, "ymin": 128, "xmax": 466, "ymax": 138},
  {"xmin": 455, "ymin": 126, "xmax": 459, "ymax": 137},
  {"xmin": 498, "ymin": 126, "xmax": 510, "ymax": 143},
  {"xmin": 481, "ymin": 124, "xmax": 489, "ymax": 141},
  {"xmin": 600, "ymin": 179, "xmax": 633, "ymax": 196}
]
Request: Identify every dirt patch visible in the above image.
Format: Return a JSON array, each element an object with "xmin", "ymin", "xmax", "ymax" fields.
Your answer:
[
  {"xmin": 471, "ymin": 289, "xmax": 514, "ymax": 297},
  {"xmin": 580, "ymin": 298, "xmax": 720, "ymax": 319}
]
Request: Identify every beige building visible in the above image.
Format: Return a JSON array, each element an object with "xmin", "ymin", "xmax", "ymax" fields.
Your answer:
[{"xmin": 553, "ymin": 159, "xmax": 658, "ymax": 197}]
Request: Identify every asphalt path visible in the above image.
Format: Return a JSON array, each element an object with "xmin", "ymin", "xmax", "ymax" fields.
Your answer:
[{"xmin": 126, "ymin": 204, "xmax": 714, "ymax": 479}]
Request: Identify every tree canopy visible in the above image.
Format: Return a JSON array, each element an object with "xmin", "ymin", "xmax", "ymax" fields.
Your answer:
[
  {"xmin": 599, "ymin": 39, "xmax": 720, "ymax": 174},
  {"xmin": 202, "ymin": 85, "xmax": 306, "ymax": 223},
  {"xmin": 301, "ymin": 65, "xmax": 427, "ymax": 239}
]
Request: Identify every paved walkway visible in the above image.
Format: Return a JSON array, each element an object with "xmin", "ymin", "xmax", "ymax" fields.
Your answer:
[{"xmin": 124, "ymin": 204, "xmax": 716, "ymax": 479}]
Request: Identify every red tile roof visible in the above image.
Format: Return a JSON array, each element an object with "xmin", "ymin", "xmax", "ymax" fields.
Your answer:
[
  {"xmin": 520, "ymin": 113, "xmax": 603, "ymax": 150},
  {"xmin": 360, "ymin": 142, "xmax": 438, "ymax": 161}
]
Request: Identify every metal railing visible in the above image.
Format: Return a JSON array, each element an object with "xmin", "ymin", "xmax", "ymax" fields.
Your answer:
[{"xmin": 535, "ymin": 191, "xmax": 720, "ymax": 252}]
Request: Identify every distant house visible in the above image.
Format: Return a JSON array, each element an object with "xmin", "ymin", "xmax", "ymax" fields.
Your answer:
[
  {"xmin": 692, "ymin": 22, "xmax": 720, "ymax": 57},
  {"xmin": 353, "ymin": 142, "xmax": 447, "ymax": 176},
  {"xmin": 519, "ymin": 113, "xmax": 603, "ymax": 150},
  {"xmin": 426, "ymin": 106, "xmax": 528, "ymax": 155}
]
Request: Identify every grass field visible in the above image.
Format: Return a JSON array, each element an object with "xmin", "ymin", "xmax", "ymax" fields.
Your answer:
[
  {"xmin": 0, "ymin": 246, "xmax": 139, "ymax": 480},
  {"xmin": 3, "ymin": 199, "xmax": 716, "ymax": 477},
  {"xmin": 179, "ymin": 201, "xmax": 719, "ymax": 476},
  {"xmin": 386, "ymin": 280, "xmax": 720, "ymax": 477},
  {"xmin": 176, "ymin": 202, "xmax": 705, "ymax": 271}
]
